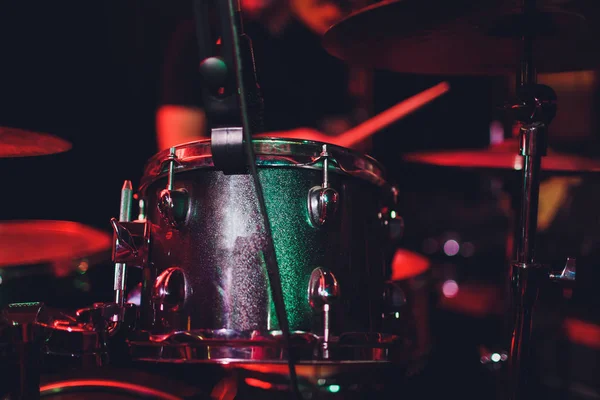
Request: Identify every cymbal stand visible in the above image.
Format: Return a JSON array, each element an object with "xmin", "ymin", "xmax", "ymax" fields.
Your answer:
[{"xmin": 507, "ymin": 1, "xmax": 575, "ymax": 398}]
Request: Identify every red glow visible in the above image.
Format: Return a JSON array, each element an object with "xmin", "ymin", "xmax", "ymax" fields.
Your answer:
[
  {"xmin": 40, "ymin": 380, "xmax": 179, "ymax": 399},
  {"xmin": 391, "ymin": 249, "xmax": 429, "ymax": 280},
  {"xmin": 244, "ymin": 377, "xmax": 273, "ymax": 390},
  {"xmin": 564, "ymin": 318, "xmax": 600, "ymax": 349},
  {"xmin": 439, "ymin": 282, "xmax": 503, "ymax": 317},
  {"xmin": 0, "ymin": 220, "xmax": 111, "ymax": 271}
]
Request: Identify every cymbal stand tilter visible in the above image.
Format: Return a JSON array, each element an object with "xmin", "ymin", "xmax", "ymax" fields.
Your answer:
[{"xmin": 506, "ymin": 1, "xmax": 576, "ymax": 398}]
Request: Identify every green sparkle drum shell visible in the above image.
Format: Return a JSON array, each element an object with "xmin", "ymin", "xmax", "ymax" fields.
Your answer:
[{"xmin": 137, "ymin": 138, "xmax": 396, "ymax": 341}]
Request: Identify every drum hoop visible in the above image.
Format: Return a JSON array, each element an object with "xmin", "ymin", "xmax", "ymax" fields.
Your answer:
[
  {"xmin": 40, "ymin": 379, "xmax": 182, "ymax": 399},
  {"xmin": 139, "ymin": 138, "xmax": 387, "ymax": 192}
]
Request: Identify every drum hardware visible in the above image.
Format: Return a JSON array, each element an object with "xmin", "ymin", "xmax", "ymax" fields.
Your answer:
[
  {"xmin": 1, "ymin": 302, "xmax": 47, "ymax": 400},
  {"xmin": 0, "ymin": 126, "xmax": 72, "ymax": 158},
  {"xmin": 114, "ymin": 180, "xmax": 133, "ymax": 309},
  {"xmin": 137, "ymin": 197, "xmax": 147, "ymax": 221},
  {"xmin": 110, "ymin": 219, "xmax": 149, "ymax": 267},
  {"xmin": 548, "ymin": 257, "xmax": 576, "ymax": 283},
  {"xmin": 307, "ymin": 268, "xmax": 340, "ymax": 359},
  {"xmin": 151, "ymin": 267, "xmax": 190, "ymax": 312},
  {"xmin": 506, "ymin": 2, "xmax": 579, "ymax": 396},
  {"xmin": 157, "ymin": 148, "xmax": 189, "ymax": 229},
  {"xmin": 117, "ymin": 138, "xmax": 406, "ymax": 367},
  {"xmin": 308, "ymin": 145, "xmax": 340, "ymax": 227},
  {"xmin": 74, "ymin": 302, "xmax": 138, "ymax": 339}
]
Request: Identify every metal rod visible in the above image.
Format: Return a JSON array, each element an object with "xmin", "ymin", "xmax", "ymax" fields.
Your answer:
[
  {"xmin": 508, "ymin": 1, "xmax": 546, "ymax": 398},
  {"xmin": 114, "ymin": 180, "xmax": 133, "ymax": 307},
  {"xmin": 517, "ymin": 0, "xmax": 536, "ymax": 89},
  {"xmin": 517, "ymin": 133, "xmax": 542, "ymax": 264}
]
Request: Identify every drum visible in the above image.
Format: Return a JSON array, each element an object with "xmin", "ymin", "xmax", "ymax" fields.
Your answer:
[{"xmin": 117, "ymin": 138, "xmax": 403, "ymax": 363}]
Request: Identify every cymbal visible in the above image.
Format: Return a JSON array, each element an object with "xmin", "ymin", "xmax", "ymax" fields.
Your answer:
[
  {"xmin": 403, "ymin": 140, "xmax": 600, "ymax": 173},
  {"xmin": 0, "ymin": 127, "xmax": 72, "ymax": 157},
  {"xmin": 323, "ymin": 0, "xmax": 600, "ymax": 75},
  {"xmin": 0, "ymin": 220, "xmax": 112, "ymax": 275}
]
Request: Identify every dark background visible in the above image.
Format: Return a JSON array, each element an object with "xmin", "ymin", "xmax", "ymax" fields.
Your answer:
[
  {"xmin": 0, "ymin": 0, "xmax": 507, "ymax": 232},
  {"xmin": 2, "ymin": 2, "xmax": 600, "ymax": 397}
]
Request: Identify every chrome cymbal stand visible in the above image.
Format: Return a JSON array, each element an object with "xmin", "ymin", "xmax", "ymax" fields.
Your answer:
[{"xmin": 507, "ymin": 1, "xmax": 576, "ymax": 398}]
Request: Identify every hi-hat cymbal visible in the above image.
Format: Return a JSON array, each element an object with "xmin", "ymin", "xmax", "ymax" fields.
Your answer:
[
  {"xmin": 0, "ymin": 220, "xmax": 112, "ymax": 274},
  {"xmin": 0, "ymin": 127, "xmax": 72, "ymax": 157},
  {"xmin": 323, "ymin": 0, "xmax": 600, "ymax": 75},
  {"xmin": 403, "ymin": 140, "xmax": 600, "ymax": 173}
]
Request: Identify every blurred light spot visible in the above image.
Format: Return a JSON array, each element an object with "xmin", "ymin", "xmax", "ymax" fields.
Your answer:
[
  {"xmin": 244, "ymin": 378, "xmax": 272, "ymax": 390},
  {"xmin": 0, "ymin": 275, "xmax": 3, "ymax": 285},
  {"xmin": 490, "ymin": 120, "xmax": 504, "ymax": 145},
  {"xmin": 443, "ymin": 239, "xmax": 460, "ymax": 256},
  {"xmin": 317, "ymin": 379, "xmax": 326, "ymax": 386},
  {"xmin": 327, "ymin": 385, "xmax": 340, "ymax": 393},
  {"xmin": 77, "ymin": 261, "xmax": 89, "ymax": 274},
  {"xmin": 460, "ymin": 242, "xmax": 475, "ymax": 257},
  {"xmin": 390, "ymin": 210, "xmax": 397, "ymax": 219},
  {"xmin": 442, "ymin": 280, "xmax": 459, "ymax": 298},
  {"xmin": 501, "ymin": 353, "xmax": 508, "ymax": 361},
  {"xmin": 491, "ymin": 353, "xmax": 501, "ymax": 362}
]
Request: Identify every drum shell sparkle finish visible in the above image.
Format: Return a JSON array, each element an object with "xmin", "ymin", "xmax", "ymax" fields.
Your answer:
[{"xmin": 140, "ymin": 158, "xmax": 391, "ymax": 334}]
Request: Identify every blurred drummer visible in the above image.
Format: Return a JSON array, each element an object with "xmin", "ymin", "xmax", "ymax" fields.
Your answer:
[{"xmin": 156, "ymin": 0, "xmax": 371, "ymax": 151}]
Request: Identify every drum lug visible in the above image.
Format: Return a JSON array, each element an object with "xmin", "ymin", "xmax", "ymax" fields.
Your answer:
[
  {"xmin": 157, "ymin": 148, "xmax": 189, "ymax": 228},
  {"xmin": 308, "ymin": 267, "xmax": 340, "ymax": 359},
  {"xmin": 152, "ymin": 267, "xmax": 189, "ymax": 312},
  {"xmin": 110, "ymin": 219, "xmax": 150, "ymax": 266},
  {"xmin": 158, "ymin": 189, "xmax": 189, "ymax": 228},
  {"xmin": 308, "ymin": 144, "xmax": 339, "ymax": 227},
  {"xmin": 308, "ymin": 186, "xmax": 339, "ymax": 227}
]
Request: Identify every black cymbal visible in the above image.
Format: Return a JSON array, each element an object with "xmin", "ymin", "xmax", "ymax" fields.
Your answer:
[{"xmin": 323, "ymin": 0, "xmax": 600, "ymax": 75}]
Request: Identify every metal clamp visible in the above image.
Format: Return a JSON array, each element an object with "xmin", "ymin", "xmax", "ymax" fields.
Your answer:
[
  {"xmin": 110, "ymin": 219, "xmax": 150, "ymax": 267},
  {"xmin": 157, "ymin": 147, "xmax": 189, "ymax": 228},
  {"xmin": 308, "ymin": 144, "xmax": 339, "ymax": 227}
]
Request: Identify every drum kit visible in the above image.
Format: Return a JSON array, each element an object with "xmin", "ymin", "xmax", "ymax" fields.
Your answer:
[{"xmin": 1, "ymin": 0, "xmax": 599, "ymax": 399}]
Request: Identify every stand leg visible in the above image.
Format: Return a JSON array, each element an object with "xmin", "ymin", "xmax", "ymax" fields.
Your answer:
[
  {"xmin": 507, "ymin": 123, "xmax": 548, "ymax": 400},
  {"xmin": 508, "ymin": 263, "xmax": 546, "ymax": 399}
]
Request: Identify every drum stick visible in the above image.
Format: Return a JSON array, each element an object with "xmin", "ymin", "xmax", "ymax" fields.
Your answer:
[{"xmin": 336, "ymin": 81, "xmax": 450, "ymax": 148}]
